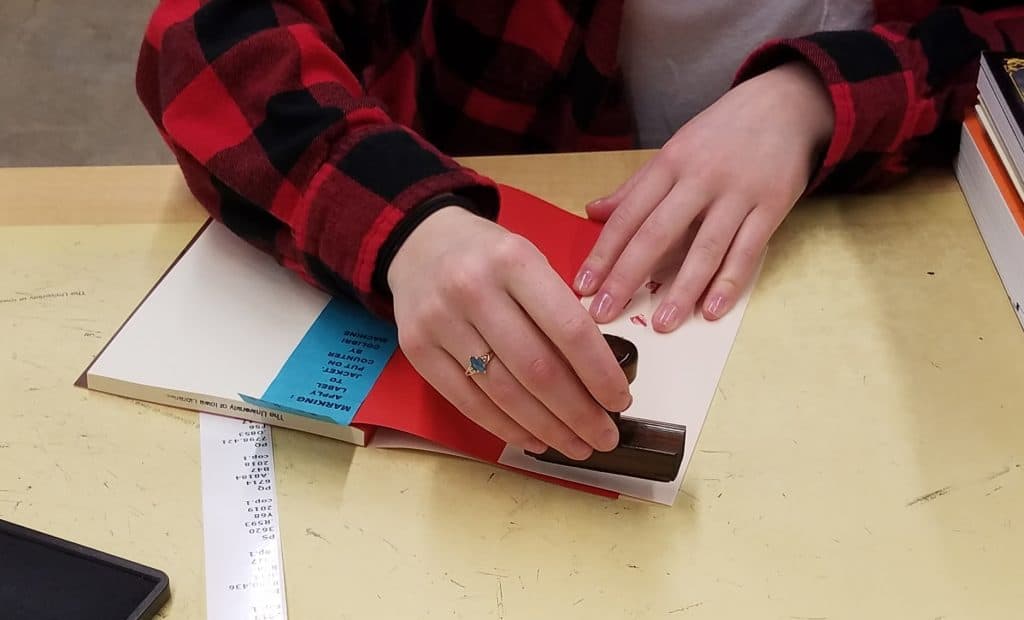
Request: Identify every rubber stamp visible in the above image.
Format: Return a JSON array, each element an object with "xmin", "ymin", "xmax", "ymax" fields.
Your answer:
[{"xmin": 527, "ymin": 334, "xmax": 686, "ymax": 482}]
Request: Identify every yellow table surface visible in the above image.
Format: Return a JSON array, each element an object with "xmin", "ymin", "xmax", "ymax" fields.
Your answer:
[{"xmin": 1, "ymin": 153, "xmax": 1022, "ymax": 619}]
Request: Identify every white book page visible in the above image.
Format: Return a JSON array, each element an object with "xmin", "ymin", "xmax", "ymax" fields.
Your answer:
[
  {"xmin": 498, "ymin": 259, "xmax": 759, "ymax": 505},
  {"xmin": 89, "ymin": 223, "xmax": 328, "ymax": 402},
  {"xmin": 372, "ymin": 254, "xmax": 761, "ymax": 504}
]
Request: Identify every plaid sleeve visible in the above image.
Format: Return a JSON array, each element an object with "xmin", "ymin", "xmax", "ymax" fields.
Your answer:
[
  {"xmin": 135, "ymin": 0, "xmax": 499, "ymax": 317},
  {"xmin": 734, "ymin": 6, "xmax": 1024, "ymax": 192}
]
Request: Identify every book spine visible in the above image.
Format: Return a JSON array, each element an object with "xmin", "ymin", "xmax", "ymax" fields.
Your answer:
[{"xmin": 85, "ymin": 374, "xmax": 367, "ymax": 445}]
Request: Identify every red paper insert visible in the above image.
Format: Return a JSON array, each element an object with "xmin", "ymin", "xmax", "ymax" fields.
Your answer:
[{"xmin": 352, "ymin": 185, "xmax": 615, "ymax": 497}]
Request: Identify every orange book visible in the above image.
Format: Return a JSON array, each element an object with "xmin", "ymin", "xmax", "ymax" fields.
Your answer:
[
  {"xmin": 963, "ymin": 110, "xmax": 1024, "ymax": 234},
  {"xmin": 955, "ymin": 106, "xmax": 1024, "ymax": 328}
]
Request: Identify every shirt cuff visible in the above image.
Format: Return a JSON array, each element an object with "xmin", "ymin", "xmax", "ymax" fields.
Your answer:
[
  {"xmin": 371, "ymin": 192, "xmax": 485, "ymax": 302},
  {"xmin": 302, "ymin": 125, "xmax": 499, "ymax": 317},
  {"xmin": 733, "ymin": 37, "xmax": 866, "ymax": 192}
]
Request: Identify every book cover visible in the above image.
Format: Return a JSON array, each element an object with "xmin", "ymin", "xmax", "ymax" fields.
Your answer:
[
  {"xmin": 983, "ymin": 52, "xmax": 1024, "ymax": 133},
  {"xmin": 979, "ymin": 52, "xmax": 1024, "ymax": 181}
]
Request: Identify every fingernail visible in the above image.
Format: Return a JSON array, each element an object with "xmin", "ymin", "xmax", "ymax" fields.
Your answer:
[
  {"xmin": 526, "ymin": 439, "xmax": 547, "ymax": 454},
  {"xmin": 574, "ymin": 268, "xmax": 595, "ymax": 294},
  {"xmin": 654, "ymin": 303, "xmax": 679, "ymax": 330},
  {"xmin": 592, "ymin": 292, "xmax": 614, "ymax": 322},
  {"xmin": 598, "ymin": 425, "xmax": 619, "ymax": 452},
  {"xmin": 567, "ymin": 437, "xmax": 593, "ymax": 461},
  {"xmin": 705, "ymin": 295, "xmax": 726, "ymax": 318},
  {"xmin": 609, "ymin": 393, "xmax": 632, "ymax": 413},
  {"xmin": 587, "ymin": 197, "xmax": 606, "ymax": 209}
]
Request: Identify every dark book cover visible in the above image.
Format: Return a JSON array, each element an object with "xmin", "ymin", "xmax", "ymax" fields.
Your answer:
[{"xmin": 983, "ymin": 52, "xmax": 1024, "ymax": 133}]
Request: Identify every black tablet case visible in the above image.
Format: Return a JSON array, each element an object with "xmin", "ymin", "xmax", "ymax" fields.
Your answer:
[{"xmin": 0, "ymin": 519, "xmax": 169, "ymax": 620}]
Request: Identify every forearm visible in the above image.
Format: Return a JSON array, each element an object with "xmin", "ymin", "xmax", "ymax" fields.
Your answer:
[{"xmin": 136, "ymin": 0, "xmax": 499, "ymax": 315}]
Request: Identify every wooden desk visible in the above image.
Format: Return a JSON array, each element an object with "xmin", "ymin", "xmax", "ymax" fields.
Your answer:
[{"xmin": 1, "ymin": 154, "xmax": 1022, "ymax": 619}]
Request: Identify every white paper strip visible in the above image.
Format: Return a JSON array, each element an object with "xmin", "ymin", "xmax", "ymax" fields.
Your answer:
[{"xmin": 200, "ymin": 413, "xmax": 288, "ymax": 620}]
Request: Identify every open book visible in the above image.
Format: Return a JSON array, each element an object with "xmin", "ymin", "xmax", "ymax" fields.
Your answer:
[{"xmin": 79, "ymin": 185, "xmax": 756, "ymax": 504}]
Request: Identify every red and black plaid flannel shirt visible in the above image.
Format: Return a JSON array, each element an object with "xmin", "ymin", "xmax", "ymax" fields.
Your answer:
[{"xmin": 136, "ymin": 0, "xmax": 1024, "ymax": 316}]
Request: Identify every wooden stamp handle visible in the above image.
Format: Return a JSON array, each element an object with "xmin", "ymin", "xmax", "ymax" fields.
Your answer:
[{"xmin": 602, "ymin": 334, "xmax": 637, "ymax": 425}]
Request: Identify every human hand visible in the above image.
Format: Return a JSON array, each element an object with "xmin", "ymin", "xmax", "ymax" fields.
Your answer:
[
  {"xmin": 574, "ymin": 62, "xmax": 835, "ymax": 331},
  {"xmin": 387, "ymin": 206, "xmax": 633, "ymax": 459}
]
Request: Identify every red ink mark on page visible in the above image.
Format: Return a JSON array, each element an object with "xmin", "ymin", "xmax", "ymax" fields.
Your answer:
[
  {"xmin": 645, "ymin": 281, "xmax": 662, "ymax": 294},
  {"xmin": 630, "ymin": 314, "xmax": 648, "ymax": 327}
]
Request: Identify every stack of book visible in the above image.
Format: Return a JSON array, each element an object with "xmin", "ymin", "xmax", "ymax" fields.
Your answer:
[{"xmin": 955, "ymin": 52, "xmax": 1024, "ymax": 330}]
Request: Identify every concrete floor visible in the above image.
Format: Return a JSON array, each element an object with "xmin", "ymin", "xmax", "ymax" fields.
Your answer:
[{"xmin": 0, "ymin": 0, "xmax": 173, "ymax": 166}]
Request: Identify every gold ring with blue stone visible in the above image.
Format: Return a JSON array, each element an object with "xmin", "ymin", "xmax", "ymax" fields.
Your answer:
[{"xmin": 465, "ymin": 351, "xmax": 494, "ymax": 376}]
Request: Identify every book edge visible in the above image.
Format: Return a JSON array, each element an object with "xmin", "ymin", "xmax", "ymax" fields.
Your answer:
[
  {"xmin": 982, "ymin": 51, "xmax": 1024, "ymax": 148},
  {"xmin": 956, "ymin": 116, "xmax": 1024, "ymax": 329},
  {"xmin": 86, "ymin": 373, "xmax": 368, "ymax": 445},
  {"xmin": 974, "ymin": 103, "xmax": 1024, "ymax": 233},
  {"xmin": 75, "ymin": 219, "xmax": 214, "ymax": 389}
]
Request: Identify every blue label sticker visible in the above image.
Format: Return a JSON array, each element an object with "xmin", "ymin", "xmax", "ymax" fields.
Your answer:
[
  {"xmin": 243, "ymin": 297, "xmax": 399, "ymax": 425},
  {"xmin": 238, "ymin": 393, "xmax": 340, "ymax": 424}
]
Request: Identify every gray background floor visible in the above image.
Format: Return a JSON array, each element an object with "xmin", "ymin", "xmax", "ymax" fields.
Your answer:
[{"xmin": 1, "ymin": 0, "xmax": 173, "ymax": 166}]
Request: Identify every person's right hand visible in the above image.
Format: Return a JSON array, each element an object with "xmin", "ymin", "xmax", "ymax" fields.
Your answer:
[{"xmin": 387, "ymin": 206, "xmax": 632, "ymax": 460}]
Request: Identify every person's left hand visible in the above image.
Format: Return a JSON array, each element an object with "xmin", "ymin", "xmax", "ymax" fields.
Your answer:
[{"xmin": 573, "ymin": 62, "xmax": 836, "ymax": 331}]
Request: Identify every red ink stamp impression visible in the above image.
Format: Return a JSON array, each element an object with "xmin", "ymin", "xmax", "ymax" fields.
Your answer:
[{"xmin": 629, "ymin": 314, "xmax": 648, "ymax": 327}]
